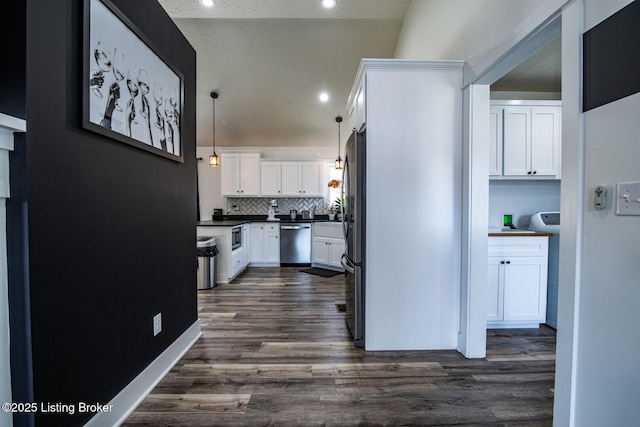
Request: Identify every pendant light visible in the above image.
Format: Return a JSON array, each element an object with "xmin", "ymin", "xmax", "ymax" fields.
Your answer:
[
  {"xmin": 209, "ymin": 91, "xmax": 220, "ymax": 167},
  {"xmin": 335, "ymin": 116, "xmax": 343, "ymax": 170}
]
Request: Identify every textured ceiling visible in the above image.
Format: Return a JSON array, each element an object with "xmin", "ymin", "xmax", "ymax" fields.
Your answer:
[
  {"xmin": 492, "ymin": 37, "xmax": 561, "ymax": 93},
  {"xmin": 157, "ymin": 0, "xmax": 560, "ymax": 148},
  {"xmin": 157, "ymin": 0, "xmax": 411, "ymax": 148}
]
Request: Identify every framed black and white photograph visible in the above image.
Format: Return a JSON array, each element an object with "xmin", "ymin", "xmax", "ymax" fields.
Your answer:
[{"xmin": 83, "ymin": 0, "xmax": 184, "ymax": 162}]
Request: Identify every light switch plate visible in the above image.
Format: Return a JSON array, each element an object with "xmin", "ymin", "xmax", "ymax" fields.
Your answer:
[{"xmin": 616, "ymin": 181, "xmax": 640, "ymax": 216}]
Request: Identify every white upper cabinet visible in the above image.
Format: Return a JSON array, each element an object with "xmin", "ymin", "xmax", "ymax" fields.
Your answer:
[
  {"xmin": 348, "ymin": 77, "xmax": 366, "ymax": 132},
  {"xmin": 491, "ymin": 102, "xmax": 561, "ymax": 179},
  {"xmin": 260, "ymin": 161, "xmax": 323, "ymax": 197},
  {"xmin": 530, "ymin": 107, "xmax": 562, "ymax": 176},
  {"xmin": 221, "ymin": 153, "xmax": 260, "ymax": 196},
  {"xmin": 489, "ymin": 107, "xmax": 503, "ymax": 176},
  {"xmin": 260, "ymin": 161, "xmax": 282, "ymax": 196}
]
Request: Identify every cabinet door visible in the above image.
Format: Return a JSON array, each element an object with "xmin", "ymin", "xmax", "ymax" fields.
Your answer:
[
  {"xmin": 260, "ymin": 162, "xmax": 282, "ymax": 196},
  {"xmin": 221, "ymin": 153, "xmax": 241, "ymax": 195},
  {"xmin": 281, "ymin": 163, "xmax": 302, "ymax": 196},
  {"xmin": 250, "ymin": 224, "xmax": 265, "ymax": 263},
  {"xmin": 232, "ymin": 248, "xmax": 244, "ymax": 276},
  {"xmin": 301, "ymin": 162, "xmax": 322, "ymax": 196},
  {"xmin": 531, "ymin": 107, "xmax": 561, "ymax": 177},
  {"xmin": 242, "ymin": 224, "xmax": 251, "ymax": 267},
  {"xmin": 327, "ymin": 238, "xmax": 345, "ymax": 269},
  {"xmin": 265, "ymin": 231, "xmax": 280, "ymax": 263},
  {"xmin": 503, "ymin": 258, "xmax": 546, "ymax": 322},
  {"xmin": 489, "ymin": 107, "xmax": 503, "ymax": 176},
  {"xmin": 313, "ymin": 237, "xmax": 330, "ymax": 265},
  {"xmin": 240, "ymin": 154, "xmax": 260, "ymax": 196},
  {"xmin": 486, "ymin": 257, "xmax": 504, "ymax": 321},
  {"xmin": 503, "ymin": 108, "xmax": 530, "ymax": 176}
]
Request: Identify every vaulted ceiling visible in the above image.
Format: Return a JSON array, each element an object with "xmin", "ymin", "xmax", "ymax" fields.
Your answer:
[
  {"xmin": 157, "ymin": 0, "xmax": 411, "ymax": 148},
  {"xmin": 157, "ymin": 0, "xmax": 561, "ymax": 148}
]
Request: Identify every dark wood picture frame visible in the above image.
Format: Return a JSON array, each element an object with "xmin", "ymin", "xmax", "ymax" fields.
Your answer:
[{"xmin": 82, "ymin": 0, "xmax": 184, "ymax": 163}]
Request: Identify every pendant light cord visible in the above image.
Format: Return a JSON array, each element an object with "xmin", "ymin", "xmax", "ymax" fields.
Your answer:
[
  {"xmin": 209, "ymin": 91, "xmax": 219, "ymax": 167},
  {"xmin": 211, "ymin": 91, "xmax": 218, "ymax": 153}
]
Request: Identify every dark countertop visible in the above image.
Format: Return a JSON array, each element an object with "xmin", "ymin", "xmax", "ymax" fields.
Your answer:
[
  {"xmin": 488, "ymin": 230, "xmax": 553, "ymax": 237},
  {"xmin": 197, "ymin": 220, "xmax": 252, "ymax": 227},
  {"xmin": 197, "ymin": 215, "xmax": 341, "ymax": 227}
]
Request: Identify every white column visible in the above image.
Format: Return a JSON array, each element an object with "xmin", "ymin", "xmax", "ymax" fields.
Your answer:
[{"xmin": 0, "ymin": 113, "xmax": 26, "ymax": 427}]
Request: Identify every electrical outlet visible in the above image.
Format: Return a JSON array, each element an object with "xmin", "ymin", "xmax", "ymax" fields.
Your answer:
[{"xmin": 153, "ymin": 313, "xmax": 162, "ymax": 336}]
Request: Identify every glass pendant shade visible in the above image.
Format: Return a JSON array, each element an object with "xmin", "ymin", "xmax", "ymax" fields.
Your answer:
[
  {"xmin": 209, "ymin": 152, "xmax": 219, "ymax": 167},
  {"xmin": 335, "ymin": 156, "xmax": 343, "ymax": 170}
]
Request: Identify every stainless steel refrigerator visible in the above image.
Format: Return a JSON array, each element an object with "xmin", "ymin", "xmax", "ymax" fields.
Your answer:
[{"xmin": 341, "ymin": 129, "xmax": 365, "ymax": 348}]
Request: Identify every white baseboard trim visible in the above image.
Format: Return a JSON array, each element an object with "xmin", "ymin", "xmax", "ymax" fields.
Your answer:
[{"xmin": 84, "ymin": 320, "xmax": 202, "ymax": 427}]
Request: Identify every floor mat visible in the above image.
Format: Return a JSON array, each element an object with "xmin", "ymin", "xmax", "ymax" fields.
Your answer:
[{"xmin": 300, "ymin": 267, "xmax": 343, "ymax": 278}]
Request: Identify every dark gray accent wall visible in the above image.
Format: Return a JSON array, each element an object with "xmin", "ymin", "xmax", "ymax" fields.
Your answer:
[
  {"xmin": 10, "ymin": 1, "xmax": 197, "ymax": 425},
  {"xmin": 583, "ymin": 0, "xmax": 640, "ymax": 111},
  {"xmin": 0, "ymin": 0, "xmax": 26, "ymax": 118}
]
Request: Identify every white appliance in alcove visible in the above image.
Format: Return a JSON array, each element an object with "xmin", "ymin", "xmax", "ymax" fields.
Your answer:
[{"xmin": 529, "ymin": 211, "xmax": 560, "ymax": 328}]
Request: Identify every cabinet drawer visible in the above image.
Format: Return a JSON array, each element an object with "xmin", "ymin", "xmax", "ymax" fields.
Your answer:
[
  {"xmin": 314, "ymin": 223, "xmax": 343, "ymax": 239},
  {"xmin": 488, "ymin": 236, "xmax": 548, "ymax": 257}
]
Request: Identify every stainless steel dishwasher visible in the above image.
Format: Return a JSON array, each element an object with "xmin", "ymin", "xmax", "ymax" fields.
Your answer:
[{"xmin": 280, "ymin": 223, "xmax": 311, "ymax": 266}]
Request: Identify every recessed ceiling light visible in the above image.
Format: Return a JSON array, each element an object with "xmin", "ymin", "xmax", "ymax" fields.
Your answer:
[
  {"xmin": 319, "ymin": 92, "xmax": 329, "ymax": 103},
  {"xmin": 199, "ymin": 0, "xmax": 214, "ymax": 7},
  {"xmin": 321, "ymin": 0, "xmax": 336, "ymax": 9}
]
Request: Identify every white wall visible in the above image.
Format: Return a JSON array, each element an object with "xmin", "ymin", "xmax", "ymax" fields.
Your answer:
[
  {"xmin": 574, "ymin": 92, "xmax": 640, "ymax": 427},
  {"xmin": 571, "ymin": 3, "xmax": 640, "ymax": 424},
  {"xmin": 489, "ymin": 180, "xmax": 561, "ymax": 229},
  {"xmin": 196, "ymin": 145, "xmax": 336, "ymax": 219},
  {"xmin": 552, "ymin": 1, "xmax": 640, "ymax": 425}
]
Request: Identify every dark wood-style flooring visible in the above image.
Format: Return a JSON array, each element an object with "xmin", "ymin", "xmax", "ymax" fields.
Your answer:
[{"xmin": 124, "ymin": 267, "xmax": 556, "ymax": 426}]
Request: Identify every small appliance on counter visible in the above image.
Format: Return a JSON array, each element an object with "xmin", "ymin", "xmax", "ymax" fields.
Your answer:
[
  {"xmin": 267, "ymin": 200, "xmax": 279, "ymax": 221},
  {"xmin": 290, "ymin": 209, "xmax": 298, "ymax": 220},
  {"xmin": 212, "ymin": 208, "xmax": 224, "ymax": 220}
]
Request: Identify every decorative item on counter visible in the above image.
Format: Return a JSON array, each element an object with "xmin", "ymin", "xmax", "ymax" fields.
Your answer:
[
  {"xmin": 328, "ymin": 208, "xmax": 336, "ymax": 221},
  {"xmin": 328, "ymin": 179, "xmax": 341, "ymax": 188},
  {"xmin": 267, "ymin": 199, "xmax": 278, "ymax": 221},
  {"xmin": 333, "ymin": 197, "xmax": 345, "ymax": 220}
]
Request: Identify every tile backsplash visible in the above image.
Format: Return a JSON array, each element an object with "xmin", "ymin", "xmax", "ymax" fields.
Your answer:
[{"xmin": 226, "ymin": 197, "xmax": 330, "ymax": 215}]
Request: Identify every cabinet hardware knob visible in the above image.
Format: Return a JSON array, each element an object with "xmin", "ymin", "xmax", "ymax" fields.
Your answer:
[
  {"xmin": 500, "ymin": 261, "xmax": 505, "ymax": 264},
  {"xmin": 506, "ymin": 261, "xmax": 511, "ymax": 264},
  {"xmin": 533, "ymin": 171, "xmax": 537, "ymax": 175},
  {"xmin": 527, "ymin": 171, "xmax": 532, "ymax": 175}
]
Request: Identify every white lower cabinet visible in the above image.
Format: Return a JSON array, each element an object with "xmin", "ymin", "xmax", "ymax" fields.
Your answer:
[
  {"xmin": 197, "ymin": 225, "xmax": 249, "ymax": 284},
  {"xmin": 486, "ymin": 236, "xmax": 549, "ymax": 328},
  {"xmin": 312, "ymin": 223, "xmax": 344, "ymax": 271},
  {"xmin": 250, "ymin": 222, "xmax": 280, "ymax": 266},
  {"xmin": 232, "ymin": 248, "xmax": 244, "ymax": 277},
  {"xmin": 242, "ymin": 223, "xmax": 251, "ymax": 268}
]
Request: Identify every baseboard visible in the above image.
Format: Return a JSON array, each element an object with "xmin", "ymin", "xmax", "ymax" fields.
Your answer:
[
  {"xmin": 84, "ymin": 320, "xmax": 202, "ymax": 427},
  {"xmin": 486, "ymin": 322, "xmax": 542, "ymax": 329}
]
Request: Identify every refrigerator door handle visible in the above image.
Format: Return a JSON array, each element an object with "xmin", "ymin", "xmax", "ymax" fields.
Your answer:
[
  {"xmin": 341, "ymin": 254, "xmax": 355, "ymax": 274},
  {"xmin": 340, "ymin": 156, "xmax": 348, "ymax": 243}
]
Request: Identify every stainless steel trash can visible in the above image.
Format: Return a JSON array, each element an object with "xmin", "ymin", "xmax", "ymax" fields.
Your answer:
[{"xmin": 197, "ymin": 236, "xmax": 218, "ymax": 290}]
